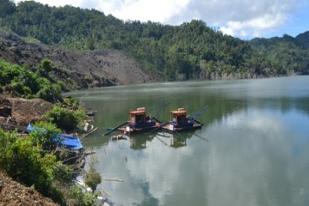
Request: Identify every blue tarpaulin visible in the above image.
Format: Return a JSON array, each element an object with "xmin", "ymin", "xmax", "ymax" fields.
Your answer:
[
  {"xmin": 27, "ymin": 123, "xmax": 83, "ymax": 150},
  {"xmin": 26, "ymin": 123, "xmax": 36, "ymax": 133},
  {"xmin": 58, "ymin": 134, "xmax": 83, "ymax": 150}
]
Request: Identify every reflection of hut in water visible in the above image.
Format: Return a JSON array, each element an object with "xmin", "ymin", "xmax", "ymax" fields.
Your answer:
[
  {"xmin": 170, "ymin": 131, "xmax": 195, "ymax": 148},
  {"xmin": 170, "ymin": 135, "xmax": 187, "ymax": 148},
  {"xmin": 129, "ymin": 133, "xmax": 156, "ymax": 150},
  {"xmin": 127, "ymin": 130, "xmax": 202, "ymax": 149},
  {"xmin": 156, "ymin": 131, "xmax": 195, "ymax": 148}
]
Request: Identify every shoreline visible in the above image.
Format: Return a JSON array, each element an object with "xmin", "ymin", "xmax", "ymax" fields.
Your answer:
[{"xmin": 0, "ymin": 94, "xmax": 102, "ymax": 205}]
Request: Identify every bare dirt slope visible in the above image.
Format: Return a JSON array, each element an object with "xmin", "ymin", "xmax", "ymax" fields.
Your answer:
[
  {"xmin": 0, "ymin": 96, "xmax": 52, "ymax": 131},
  {"xmin": 0, "ymin": 171, "xmax": 58, "ymax": 206},
  {"xmin": 0, "ymin": 30, "xmax": 151, "ymax": 88}
]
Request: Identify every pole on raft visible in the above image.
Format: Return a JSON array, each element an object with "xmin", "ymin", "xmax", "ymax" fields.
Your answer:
[
  {"xmin": 190, "ymin": 106, "xmax": 208, "ymax": 118},
  {"xmin": 104, "ymin": 122, "xmax": 128, "ymax": 136}
]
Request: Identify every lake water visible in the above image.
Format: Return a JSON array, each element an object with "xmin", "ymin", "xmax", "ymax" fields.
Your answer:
[{"xmin": 70, "ymin": 76, "xmax": 309, "ymax": 206}]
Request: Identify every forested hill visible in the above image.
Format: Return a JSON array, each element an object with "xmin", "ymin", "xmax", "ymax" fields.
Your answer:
[
  {"xmin": 295, "ymin": 32, "xmax": 309, "ymax": 49},
  {"xmin": 252, "ymin": 32, "xmax": 309, "ymax": 49},
  {"xmin": 1, "ymin": 0, "xmax": 309, "ymax": 81}
]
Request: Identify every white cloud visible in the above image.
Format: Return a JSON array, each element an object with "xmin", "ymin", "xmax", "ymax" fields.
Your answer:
[
  {"xmin": 14, "ymin": 0, "xmax": 298, "ymax": 38},
  {"xmin": 220, "ymin": 13, "xmax": 287, "ymax": 37},
  {"xmin": 80, "ymin": 0, "xmax": 190, "ymax": 23},
  {"xmin": 167, "ymin": 0, "xmax": 296, "ymax": 37},
  {"xmin": 15, "ymin": 0, "xmax": 83, "ymax": 7}
]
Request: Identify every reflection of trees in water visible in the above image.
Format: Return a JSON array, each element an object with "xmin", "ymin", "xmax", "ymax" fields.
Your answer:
[
  {"xmin": 248, "ymin": 97, "xmax": 309, "ymax": 115},
  {"xmin": 206, "ymin": 97, "xmax": 309, "ymax": 125},
  {"xmin": 82, "ymin": 89, "xmax": 309, "ymax": 149}
]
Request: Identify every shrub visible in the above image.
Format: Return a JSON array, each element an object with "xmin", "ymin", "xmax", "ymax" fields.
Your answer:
[
  {"xmin": 45, "ymin": 105, "xmax": 86, "ymax": 132},
  {"xmin": 36, "ymin": 84, "xmax": 62, "ymax": 103},
  {"xmin": 0, "ymin": 129, "xmax": 58, "ymax": 195},
  {"xmin": 0, "ymin": 59, "xmax": 63, "ymax": 102},
  {"xmin": 10, "ymin": 80, "xmax": 32, "ymax": 97},
  {"xmin": 84, "ymin": 158, "xmax": 101, "ymax": 192},
  {"xmin": 30, "ymin": 121, "xmax": 61, "ymax": 151},
  {"xmin": 69, "ymin": 186, "xmax": 97, "ymax": 206},
  {"xmin": 62, "ymin": 96, "xmax": 80, "ymax": 110},
  {"xmin": 0, "ymin": 128, "xmax": 94, "ymax": 204},
  {"xmin": 53, "ymin": 162, "xmax": 73, "ymax": 183},
  {"xmin": 40, "ymin": 59, "xmax": 54, "ymax": 73}
]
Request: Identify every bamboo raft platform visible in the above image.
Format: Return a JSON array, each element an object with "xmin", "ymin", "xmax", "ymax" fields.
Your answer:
[
  {"xmin": 161, "ymin": 108, "xmax": 203, "ymax": 132},
  {"xmin": 106, "ymin": 107, "xmax": 205, "ymax": 136},
  {"xmin": 118, "ymin": 107, "xmax": 161, "ymax": 134}
]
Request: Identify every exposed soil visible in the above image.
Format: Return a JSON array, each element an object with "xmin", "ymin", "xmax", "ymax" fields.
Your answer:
[
  {"xmin": 0, "ymin": 30, "xmax": 152, "ymax": 89},
  {"xmin": 0, "ymin": 171, "xmax": 58, "ymax": 206},
  {"xmin": 0, "ymin": 95, "xmax": 52, "ymax": 131}
]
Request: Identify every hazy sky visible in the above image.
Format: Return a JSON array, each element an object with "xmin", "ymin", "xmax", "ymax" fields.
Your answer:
[{"xmin": 14, "ymin": 0, "xmax": 309, "ymax": 39}]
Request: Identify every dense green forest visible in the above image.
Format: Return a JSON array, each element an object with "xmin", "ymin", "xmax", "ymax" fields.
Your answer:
[{"xmin": 0, "ymin": 0, "xmax": 308, "ymax": 80}]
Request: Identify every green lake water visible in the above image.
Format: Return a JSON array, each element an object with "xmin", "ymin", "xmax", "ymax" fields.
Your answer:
[{"xmin": 69, "ymin": 76, "xmax": 309, "ymax": 206}]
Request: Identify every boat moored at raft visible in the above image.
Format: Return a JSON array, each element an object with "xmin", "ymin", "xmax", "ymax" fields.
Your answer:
[
  {"xmin": 117, "ymin": 107, "xmax": 161, "ymax": 134},
  {"xmin": 162, "ymin": 108, "xmax": 203, "ymax": 132}
]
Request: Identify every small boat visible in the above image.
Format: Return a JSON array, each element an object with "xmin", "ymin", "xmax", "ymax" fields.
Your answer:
[
  {"xmin": 118, "ymin": 107, "xmax": 161, "ymax": 134},
  {"xmin": 162, "ymin": 108, "xmax": 203, "ymax": 132}
]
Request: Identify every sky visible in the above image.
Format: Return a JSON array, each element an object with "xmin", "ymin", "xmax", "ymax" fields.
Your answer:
[{"xmin": 14, "ymin": 0, "xmax": 309, "ymax": 39}]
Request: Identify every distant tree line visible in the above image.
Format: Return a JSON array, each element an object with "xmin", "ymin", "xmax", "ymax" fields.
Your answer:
[{"xmin": 0, "ymin": 0, "xmax": 308, "ymax": 80}]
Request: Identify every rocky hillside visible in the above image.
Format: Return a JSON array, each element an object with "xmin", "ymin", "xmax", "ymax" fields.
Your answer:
[
  {"xmin": 0, "ymin": 171, "xmax": 58, "ymax": 206},
  {"xmin": 0, "ymin": 30, "xmax": 151, "ymax": 89}
]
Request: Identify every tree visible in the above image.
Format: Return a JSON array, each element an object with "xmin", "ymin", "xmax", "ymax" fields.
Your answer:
[
  {"xmin": 0, "ymin": 0, "xmax": 15, "ymax": 18},
  {"xmin": 45, "ymin": 105, "xmax": 86, "ymax": 132}
]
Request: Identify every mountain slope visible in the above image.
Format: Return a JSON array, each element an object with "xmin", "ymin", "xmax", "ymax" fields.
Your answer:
[
  {"xmin": 295, "ymin": 31, "xmax": 309, "ymax": 49},
  {"xmin": 0, "ymin": 30, "xmax": 151, "ymax": 89},
  {"xmin": 0, "ymin": 0, "xmax": 308, "ymax": 80}
]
